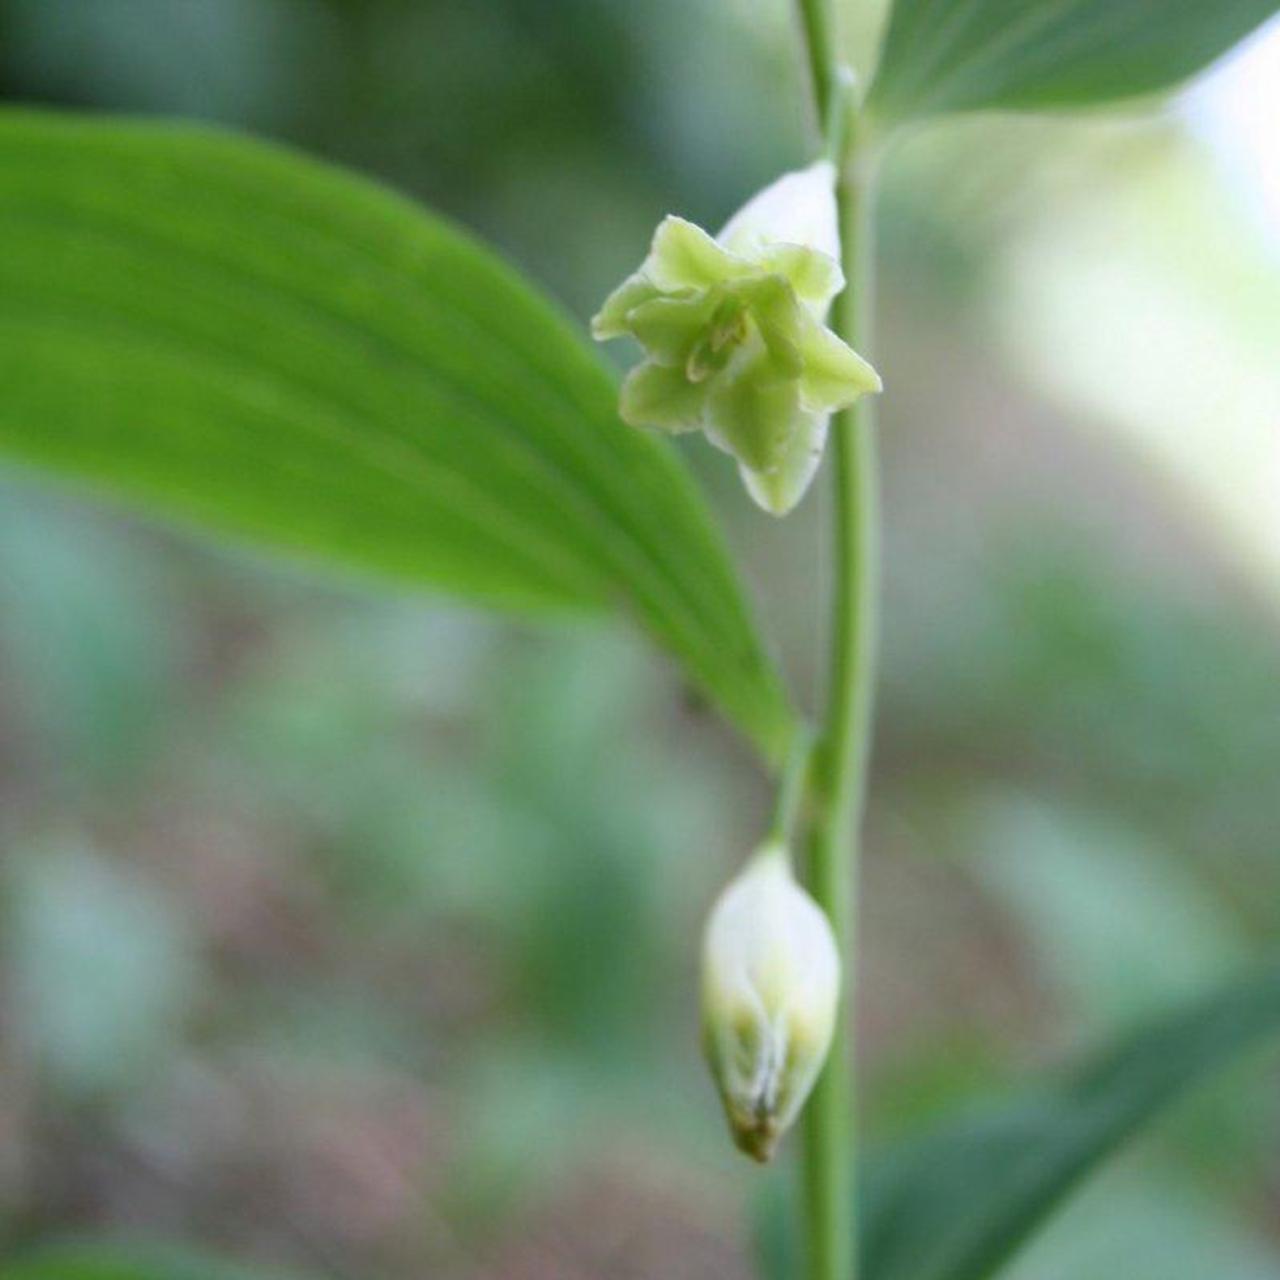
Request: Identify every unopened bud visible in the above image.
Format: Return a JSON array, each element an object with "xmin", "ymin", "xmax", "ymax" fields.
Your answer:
[{"xmin": 700, "ymin": 843, "xmax": 840, "ymax": 1161}]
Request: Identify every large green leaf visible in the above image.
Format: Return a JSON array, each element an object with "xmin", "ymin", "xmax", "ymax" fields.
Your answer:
[
  {"xmin": 861, "ymin": 964, "xmax": 1280, "ymax": 1280},
  {"xmin": 0, "ymin": 111, "xmax": 792, "ymax": 760},
  {"xmin": 868, "ymin": 0, "xmax": 1280, "ymax": 121}
]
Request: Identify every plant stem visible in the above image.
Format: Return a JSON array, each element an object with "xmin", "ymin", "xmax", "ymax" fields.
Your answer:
[
  {"xmin": 768, "ymin": 726, "xmax": 815, "ymax": 848},
  {"xmin": 794, "ymin": 4, "xmax": 881, "ymax": 1280},
  {"xmin": 795, "ymin": 0, "xmax": 840, "ymax": 142},
  {"xmin": 804, "ymin": 142, "xmax": 879, "ymax": 1280}
]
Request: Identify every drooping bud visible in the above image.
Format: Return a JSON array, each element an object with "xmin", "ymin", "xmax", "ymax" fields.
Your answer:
[
  {"xmin": 592, "ymin": 163, "xmax": 881, "ymax": 516},
  {"xmin": 700, "ymin": 842, "xmax": 840, "ymax": 1161}
]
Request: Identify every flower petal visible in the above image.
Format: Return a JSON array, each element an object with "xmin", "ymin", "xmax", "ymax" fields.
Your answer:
[
  {"xmin": 619, "ymin": 360, "xmax": 709, "ymax": 432},
  {"xmin": 733, "ymin": 275, "xmax": 804, "ymax": 377},
  {"xmin": 646, "ymin": 216, "xmax": 750, "ymax": 291},
  {"xmin": 705, "ymin": 347, "xmax": 805, "ymax": 475},
  {"xmin": 796, "ymin": 318, "xmax": 882, "ymax": 412},
  {"xmin": 740, "ymin": 412, "xmax": 829, "ymax": 517},
  {"xmin": 757, "ymin": 244, "xmax": 844, "ymax": 314},
  {"xmin": 717, "ymin": 161, "xmax": 840, "ymax": 261},
  {"xmin": 591, "ymin": 269, "xmax": 662, "ymax": 340},
  {"xmin": 627, "ymin": 291, "xmax": 718, "ymax": 366}
]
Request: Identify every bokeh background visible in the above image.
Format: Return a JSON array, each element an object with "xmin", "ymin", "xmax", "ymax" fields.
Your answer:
[{"xmin": 2, "ymin": 2, "xmax": 1280, "ymax": 1277}]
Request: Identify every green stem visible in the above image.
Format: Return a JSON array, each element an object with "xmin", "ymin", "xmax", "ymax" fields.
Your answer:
[
  {"xmin": 794, "ymin": 4, "xmax": 881, "ymax": 1280},
  {"xmin": 767, "ymin": 726, "xmax": 816, "ymax": 849},
  {"xmin": 804, "ymin": 143, "xmax": 879, "ymax": 1280},
  {"xmin": 795, "ymin": 0, "xmax": 840, "ymax": 140}
]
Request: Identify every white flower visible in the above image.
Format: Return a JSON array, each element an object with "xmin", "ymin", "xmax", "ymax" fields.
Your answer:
[
  {"xmin": 701, "ymin": 842, "xmax": 840, "ymax": 1161},
  {"xmin": 718, "ymin": 160, "xmax": 841, "ymax": 261},
  {"xmin": 592, "ymin": 163, "xmax": 880, "ymax": 516}
]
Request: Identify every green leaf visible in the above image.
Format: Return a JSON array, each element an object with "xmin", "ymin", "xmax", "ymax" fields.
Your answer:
[
  {"xmin": 868, "ymin": 0, "xmax": 1280, "ymax": 121},
  {"xmin": 861, "ymin": 964, "xmax": 1280, "ymax": 1280},
  {"xmin": 0, "ymin": 111, "xmax": 792, "ymax": 760},
  {"xmin": 0, "ymin": 1242, "xmax": 304, "ymax": 1280}
]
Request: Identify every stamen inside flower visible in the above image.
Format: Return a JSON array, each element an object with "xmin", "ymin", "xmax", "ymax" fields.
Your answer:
[{"xmin": 688, "ymin": 294, "xmax": 749, "ymax": 382}]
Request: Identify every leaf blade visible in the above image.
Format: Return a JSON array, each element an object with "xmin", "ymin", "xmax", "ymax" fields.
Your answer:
[
  {"xmin": 0, "ymin": 110, "xmax": 793, "ymax": 758},
  {"xmin": 869, "ymin": 0, "xmax": 1280, "ymax": 121},
  {"xmin": 862, "ymin": 964, "xmax": 1280, "ymax": 1280}
]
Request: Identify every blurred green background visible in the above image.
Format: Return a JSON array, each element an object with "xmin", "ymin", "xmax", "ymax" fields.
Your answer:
[{"xmin": 1, "ymin": 2, "xmax": 1279, "ymax": 1276}]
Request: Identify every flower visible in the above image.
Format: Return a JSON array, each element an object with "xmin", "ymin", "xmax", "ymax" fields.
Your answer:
[
  {"xmin": 701, "ymin": 842, "xmax": 840, "ymax": 1161},
  {"xmin": 592, "ymin": 162, "xmax": 881, "ymax": 516}
]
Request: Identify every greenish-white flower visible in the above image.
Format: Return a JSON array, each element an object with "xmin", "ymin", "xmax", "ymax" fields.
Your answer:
[
  {"xmin": 701, "ymin": 841, "xmax": 840, "ymax": 1161},
  {"xmin": 592, "ymin": 161, "xmax": 881, "ymax": 516}
]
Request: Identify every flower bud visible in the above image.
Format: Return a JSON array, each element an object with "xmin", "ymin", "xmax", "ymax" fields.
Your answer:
[
  {"xmin": 592, "ymin": 164, "xmax": 880, "ymax": 517},
  {"xmin": 701, "ymin": 842, "xmax": 840, "ymax": 1162}
]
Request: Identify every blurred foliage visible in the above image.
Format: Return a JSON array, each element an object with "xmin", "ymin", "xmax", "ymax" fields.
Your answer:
[
  {"xmin": 4, "ymin": 838, "xmax": 196, "ymax": 1100},
  {"xmin": 0, "ymin": 1242, "xmax": 307, "ymax": 1280},
  {"xmin": 0, "ymin": 1, "xmax": 1279, "ymax": 1278},
  {"xmin": 0, "ymin": 492, "xmax": 184, "ymax": 797}
]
